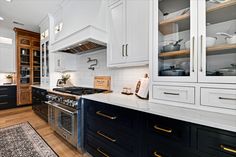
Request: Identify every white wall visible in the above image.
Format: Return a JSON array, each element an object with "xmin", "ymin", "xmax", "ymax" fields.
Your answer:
[
  {"xmin": 0, "ymin": 25, "xmax": 16, "ymax": 85},
  {"xmin": 66, "ymin": 50, "xmax": 149, "ymax": 93}
]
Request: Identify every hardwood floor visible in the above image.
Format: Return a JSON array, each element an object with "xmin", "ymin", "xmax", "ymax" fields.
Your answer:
[{"xmin": 0, "ymin": 106, "xmax": 83, "ymax": 157}]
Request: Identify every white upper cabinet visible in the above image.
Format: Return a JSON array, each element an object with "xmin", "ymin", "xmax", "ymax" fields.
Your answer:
[
  {"xmin": 108, "ymin": 0, "xmax": 149, "ymax": 67},
  {"xmin": 198, "ymin": 0, "xmax": 236, "ymax": 84},
  {"xmin": 108, "ymin": 1, "xmax": 126, "ymax": 65},
  {"xmin": 0, "ymin": 44, "xmax": 15, "ymax": 73},
  {"xmin": 152, "ymin": 0, "xmax": 236, "ymax": 84}
]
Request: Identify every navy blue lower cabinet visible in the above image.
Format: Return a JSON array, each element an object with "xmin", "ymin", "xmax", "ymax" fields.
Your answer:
[
  {"xmin": 32, "ymin": 87, "xmax": 48, "ymax": 122},
  {"xmin": 0, "ymin": 86, "xmax": 17, "ymax": 110},
  {"xmin": 83, "ymin": 99, "xmax": 236, "ymax": 157},
  {"xmin": 196, "ymin": 126, "xmax": 236, "ymax": 157}
]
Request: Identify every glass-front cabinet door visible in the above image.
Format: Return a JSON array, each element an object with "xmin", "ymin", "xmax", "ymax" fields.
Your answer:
[
  {"xmin": 153, "ymin": 0, "xmax": 198, "ymax": 82},
  {"xmin": 20, "ymin": 48, "xmax": 31, "ymax": 85},
  {"xmin": 40, "ymin": 40, "xmax": 50, "ymax": 85},
  {"xmin": 198, "ymin": 0, "xmax": 236, "ymax": 83},
  {"xmin": 32, "ymin": 49, "xmax": 40, "ymax": 85}
]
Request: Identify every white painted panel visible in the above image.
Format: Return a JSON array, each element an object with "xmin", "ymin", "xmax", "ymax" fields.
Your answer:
[
  {"xmin": 153, "ymin": 85, "xmax": 195, "ymax": 104},
  {"xmin": 201, "ymin": 88, "xmax": 236, "ymax": 110}
]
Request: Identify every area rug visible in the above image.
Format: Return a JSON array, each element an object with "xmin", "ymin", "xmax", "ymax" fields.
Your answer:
[{"xmin": 0, "ymin": 122, "xmax": 58, "ymax": 157}]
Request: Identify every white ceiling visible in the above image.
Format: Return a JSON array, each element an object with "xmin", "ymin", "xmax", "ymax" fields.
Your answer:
[{"xmin": 0, "ymin": 0, "xmax": 64, "ymax": 32}]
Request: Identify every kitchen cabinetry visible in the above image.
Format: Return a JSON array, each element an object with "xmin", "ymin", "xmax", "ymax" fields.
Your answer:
[
  {"xmin": 14, "ymin": 28, "xmax": 40, "ymax": 106},
  {"xmin": 32, "ymin": 87, "xmax": 48, "ymax": 122},
  {"xmin": 41, "ymin": 40, "xmax": 50, "ymax": 85},
  {"xmin": 84, "ymin": 99, "xmax": 236, "ymax": 157},
  {"xmin": 0, "ymin": 44, "xmax": 15, "ymax": 73},
  {"xmin": 84, "ymin": 99, "xmax": 142, "ymax": 157},
  {"xmin": 151, "ymin": 0, "xmax": 236, "ymax": 113},
  {"xmin": 107, "ymin": 0, "xmax": 149, "ymax": 67},
  {"xmin": 54, "ymin": 52, "xmax": 77, "ymax": 72},
  {"xmin": 0, "ymin": 86, "xmax": 16, "ymax": 109}
]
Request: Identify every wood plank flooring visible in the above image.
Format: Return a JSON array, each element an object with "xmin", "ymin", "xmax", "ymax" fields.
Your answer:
[{"xmin": 0, "ymin": 106, "xmax": 83, "ymax": 157}]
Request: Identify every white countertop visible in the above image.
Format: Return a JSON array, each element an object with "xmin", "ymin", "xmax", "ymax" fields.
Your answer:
[
  {"xmin": 82, "ymin": 93, "xmax": 236, "ymax": 132},
  {"xmin": 31, "ymin": 85, "xmax": 53, "ymax": 90},
  {"xmin": 0, "ymin": 84, "xmax": 16, "ymax": 86}
]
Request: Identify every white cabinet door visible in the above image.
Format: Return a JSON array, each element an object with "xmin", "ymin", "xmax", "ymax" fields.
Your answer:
[
  {"xmin": 152, "ymin": 0, "xmax": 198, "ymax": 83},
  {"xmin": 0, "ymin": 45, "xmax": 15, "ymax": 73},
  {"xmin": 126, "ymin": 0, "xmax": 149, "ymax": 63},
  {"xmin": 108, "ymin": 0, "xmax": 126, "ymax": 65},
  {"xmin": 198, "ymin": 0, "xmax": 236, "ymax": 84}
]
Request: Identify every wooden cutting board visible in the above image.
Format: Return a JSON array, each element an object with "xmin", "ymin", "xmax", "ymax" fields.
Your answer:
[{"xmin": 94, "ymin": 76, "xmax": 111, "ymax": 91}]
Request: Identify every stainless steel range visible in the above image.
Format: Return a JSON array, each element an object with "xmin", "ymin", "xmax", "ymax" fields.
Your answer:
[{"xmin": 46, "ymin": 87, "xmax": 107, "ymax": 148}]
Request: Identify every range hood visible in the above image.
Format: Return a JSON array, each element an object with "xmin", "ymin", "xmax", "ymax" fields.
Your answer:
[{"xmin": 51, "ymin": 25, "xmax": 107, "ymax": 54}]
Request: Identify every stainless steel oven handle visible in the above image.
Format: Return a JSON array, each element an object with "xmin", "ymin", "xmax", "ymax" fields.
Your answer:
[{"xmin": 45, "ymin": 101, "xmax": 77, "ymax": 115}]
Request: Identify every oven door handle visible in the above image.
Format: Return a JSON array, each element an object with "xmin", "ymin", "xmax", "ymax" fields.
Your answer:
[{"xmin": 45, "ymin": 101, "xmax": 77, "ymax": 115}]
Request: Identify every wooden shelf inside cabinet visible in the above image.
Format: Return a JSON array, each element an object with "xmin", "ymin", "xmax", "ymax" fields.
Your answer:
[
  {"xmin": 207, "ymin": 44, "xmax": 236, "ymax": 52},
  {"xmin": 159, "ymin": 0, "xmax": 236, "ymax": 35},
  {"xmin": 159, "ymin": 49, "xmax": 190, "ymax": 58}
]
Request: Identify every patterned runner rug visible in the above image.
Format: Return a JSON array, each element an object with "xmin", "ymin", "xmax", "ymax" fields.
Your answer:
[{"xmin": 0, "ymin": 122, "xmax": 58, "ymax": 157}]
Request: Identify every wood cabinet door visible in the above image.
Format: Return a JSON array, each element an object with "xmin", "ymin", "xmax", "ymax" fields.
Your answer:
[
  {"xmin": 126, "ymin": 0, "xmax": 149, "ymax": 64},
  {"xmin": 18, "ymin": 88, "xmax": 32, "ymax": 105},
  {"xmin": 108, "ymin": 0, "xmax": 126, "ymax": 66}
]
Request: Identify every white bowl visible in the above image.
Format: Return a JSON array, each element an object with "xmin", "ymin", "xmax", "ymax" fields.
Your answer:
[
  {"xmin": 185, "ymin": 41, "xmax": 190, "ymax": 50},
  {"xmin": 206, "ymin": 37, "xmax": 217, "ymax": 47}
]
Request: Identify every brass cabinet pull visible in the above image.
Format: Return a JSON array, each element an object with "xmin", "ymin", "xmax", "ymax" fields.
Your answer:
[
  {"xmin": 125, "ymin": 44, "xmax": 128, "ymax": 56},
  {"xmin": 163, "ymin": 92, "xmax": 180, "ymax": 96},
  {"xmin": 220, "ymin": 145, "xmax": 236, "ymax": 154},
  {"xmin": 97, "ymin": 147, "xmax": 110, "ymax": 157},
  {"xmin": 96, "ymin": 111, "xmax": 117, "ymax": 120},
  {"xmin": 122, "ymin": 45, "xmax": 125, "ymax": 57},
  {"xmin": 200, "ymin": 35, "xmax": 203, "ymax": 72},
  {"xmin": 0, "ymin": 88, "xmax": 8, "ymax": 91},
  {"xmin": 0, "ymin": 95, "xmax": 8, "ymax": 97},
  {"xmin": 154, "ymin": 125, "xmax": 172, "ymax": 133},
  {"xmin": 219, "ymin": 97, "xmax": 236, "ymax": 101},
  {"xmin": 192, "ymin": 36, "xmax": 195, "ymax": 72},
  {"xmin": 0, "ymin": 102, "xmax": 8, "ymax": 105},
  {"xmin": 153, "ymin": 151, "xmax": 162, "ymax": 157},
  {"xmin": 97, "ymin": 131, "xmax": 116, "ymax": 143}
]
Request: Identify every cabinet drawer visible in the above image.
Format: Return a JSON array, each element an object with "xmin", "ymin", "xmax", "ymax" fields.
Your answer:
[
  {"xmin": 201, "ymin": 88, "xmax": 236, "ymax": 110},
  {"xmin": 146, "ymin": 113, "xmax": 191, "ymax": 146},
  {"xmin": 153, "ymin": 85, "xmax": 195, "ymax": 104},
  {"xmin": 85, "ymin": 133, "xmax": 125, "ymax": 157},
  {"xmin": 0, "ymin": 86, "xmax": 16, "ymax": 98},
  {"xmin": 198, "ymin": 128, "xmax": 236, "ymax": 157},
  {"xmin": 85, "ymin": 99, "xmax": 139, "ymax": 135},
  {"xmin": 146, "ymin": 138, "xmax": 198, "ymax": 157},
  {"xmin": 86, "ymin": 117, "xmax": 137, "ymax": 156}
]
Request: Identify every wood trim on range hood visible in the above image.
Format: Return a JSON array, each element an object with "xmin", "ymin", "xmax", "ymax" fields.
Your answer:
[{"xmin": 50, "ymin": 25, "xmax": 107, "ymax": 54}]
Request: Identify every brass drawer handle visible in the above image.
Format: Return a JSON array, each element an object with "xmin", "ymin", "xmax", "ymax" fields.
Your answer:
[
  {"xmin": 96, "ymin": 111, "xmax": 117, "ymax": 120},
  {"xmin": 0, "ymin": 102, "xmax": 8, "ymax": 105},
  {"xmin": 219, "ymin": 97, "xmax": 236, "ymax": 101},
  {"xmin": 220, "ymin": 145, "xmax": 236, "ymax": 154},
  {"xmin": 97, "ymin": 147, "xmax": 110, "ymax": 157},
  {"xmin": 97, "ymin": 131, "xmax": 116, "ymax": 143},
  {"xmin": 0, "ymin": 95, "xmax": 8, "ymax": 97},
  {"xmin": 154, "ymin": 125, "xmax": 172, "ymax": 133},
  {"xmin": 0, "ymin": 88, "xmax": 8, "ymax": 91},
  {"xmin": 153, "ymin": 151, "xmax": 162, "ymax": 157}
]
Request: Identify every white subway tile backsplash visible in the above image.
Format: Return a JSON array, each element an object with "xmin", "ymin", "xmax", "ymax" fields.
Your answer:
[{"xmin": 66, "ymin": 50, "xmax": 149, "ymax": 93}]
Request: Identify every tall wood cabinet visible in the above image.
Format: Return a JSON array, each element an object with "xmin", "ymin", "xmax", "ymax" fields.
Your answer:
[{"xmin": 14, "ymin": 28, "xmax": 40, "ymax": 106}]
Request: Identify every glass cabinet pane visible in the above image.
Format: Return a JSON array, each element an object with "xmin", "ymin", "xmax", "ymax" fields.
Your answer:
[
  {"xmin": 41, "ymin": 44, "xmax": 45, "ymax": 77},
  {"xmin": 46, "ymin": 41, "xmax": 49, "ymax": 77},
  {"xmin": 158, "ymin": 0, "xmax": 191, "ymax": 77},
  {"xmin": 20, "ymin": 48, "xmax": 30, "ymax": 84},
  {"xmin": 205, "ymin": 0, "xmax": 236, "ymax": 77},
  {"xmin": 33, "ymin": 49, "xmax": 40, "ymax": 84}
]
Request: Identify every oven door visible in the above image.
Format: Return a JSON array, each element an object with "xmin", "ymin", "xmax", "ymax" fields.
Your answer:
[{"xmin": 47, "ymin": 101, "xmax": 78, "ymax": 147}]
